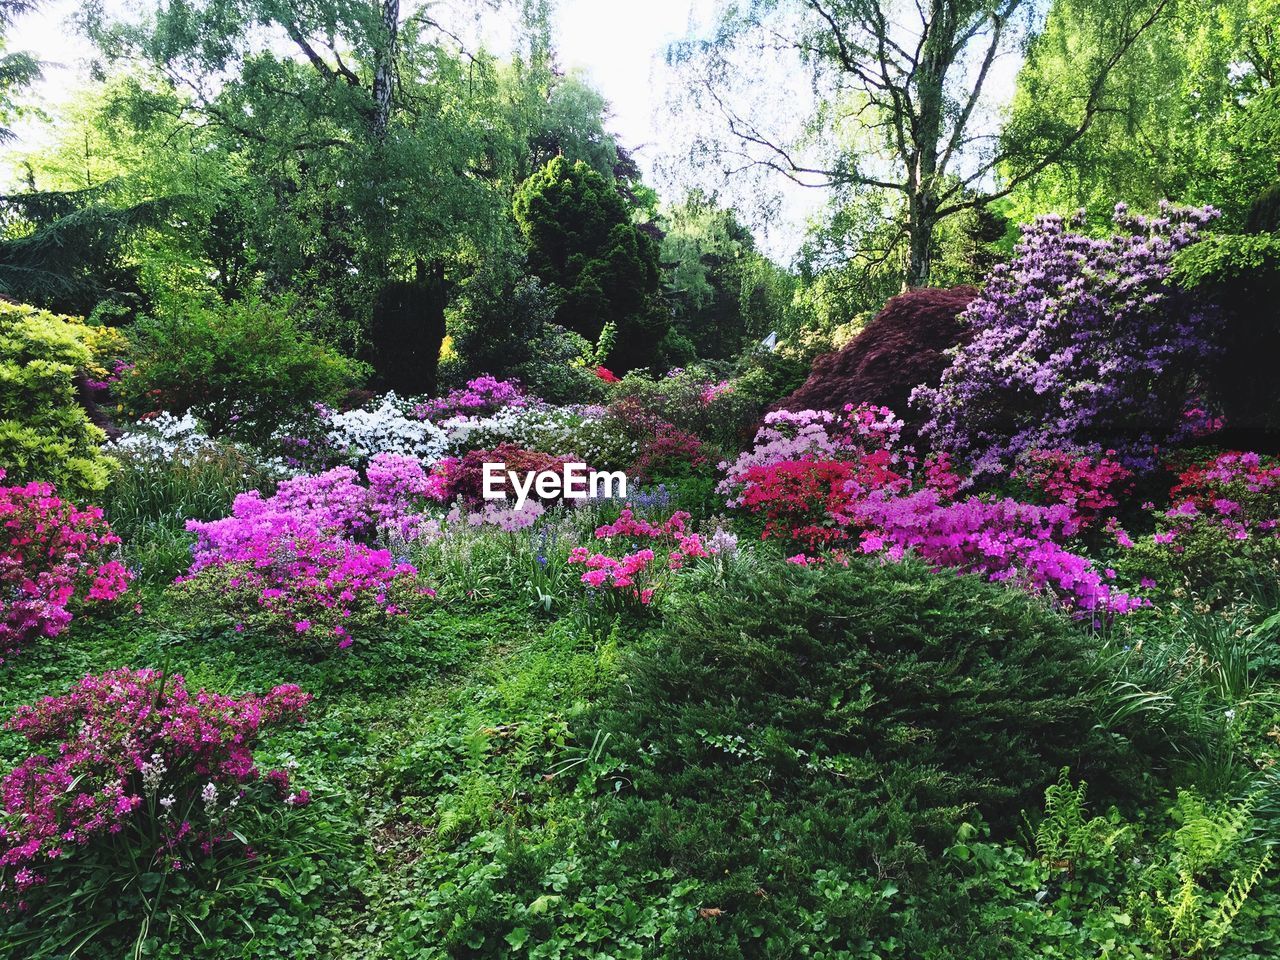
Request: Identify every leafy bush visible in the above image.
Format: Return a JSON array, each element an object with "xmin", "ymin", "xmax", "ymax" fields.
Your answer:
[
  {"xmin": 547, "ymin": 558, "xmax": 1115, "ymax": 955},
  {"xmin": 0, "ymin": 670, "xmax": 312, "ymax": 953},
  {"xmin": 0, "ymin": 471, "xmax": 131, "ymax": 660},
  {"xmin": 611, "ymin": 365, "xmax": 768, "ymax": 450},
  {"xmin": 0, "ymin": 301, "xmax": 114, "ymax": 497},
  {"xmin": 775, "ymin": 285, "xmax": 978, "ymax": 438},
  {"xmin": 119, "ymin": 297, "xmax": 368, "ymax": 444},
  {"xmin": 915, "ymin": 204, "xmax": 1220, "ymax": 472}
]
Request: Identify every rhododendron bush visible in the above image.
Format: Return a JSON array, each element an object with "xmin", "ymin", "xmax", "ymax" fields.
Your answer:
[
  {"xmin": 914, "ymin": 203, "xmax": 1221, "ymax": 472},
  {"xmin": 0, "ymin": 670, "xmax": 310, "ymax": 915},
  {"xmin": 0, "ymin": 471, "xmax": 131, "ymax": 659}
]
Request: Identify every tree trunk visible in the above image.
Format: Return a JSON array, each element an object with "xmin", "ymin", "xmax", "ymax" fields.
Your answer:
[
  {"xmin": 905, "ymin": 195, "xmax": 937, "ymax": 289},
  {"xmin": 371, "ymin": 0, "xmax": 399, "ymax": 141},
  {"xmin": 902, "ymin": 0, "xmax": 956, "ymax": 290}
]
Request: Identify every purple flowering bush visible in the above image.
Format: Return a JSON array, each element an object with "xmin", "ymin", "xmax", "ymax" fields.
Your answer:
[
  {"xmin": 413, "ymin": 376, "xmax": 531, "ymax": 422},
  {"xmin": 174, "ymin": 454, "xmax": 442, "ymax": 649},
  {"xmin": 0, "ymin": 670, "xmax": 311, "ymax": 916},
  {"xmin": 914, "ymin": 203, "xmax": 1221, "ymax": 473}
]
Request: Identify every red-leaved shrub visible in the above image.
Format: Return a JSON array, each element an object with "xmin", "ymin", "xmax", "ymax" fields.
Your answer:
[{"xmin": 773, "ymin": 286, "xmax": 978, "ymax": 437}]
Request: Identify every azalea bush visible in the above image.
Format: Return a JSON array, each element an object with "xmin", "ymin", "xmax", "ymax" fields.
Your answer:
[
  {"xmin": 857, "ymin": 489, "xmax": 1146, "ymax": 616},
  {"xmin": 174, "ymin": 456, "xmax": 441, "ymax": 649},
  {"xmin": 1011, "ymin": 449, "xmax": 1134, "ymax": 530},
  {"xmin": 1117, "ymin": 451, "xmax": 1280, "ymax": 608},
  {"xmin": 437, "ymin": 443, "xmax": 581, "ymax": 506},
  {"xmin": 0, "ymin": 670, "xmax": 311, "ymax": 947},
  {"xmin": 914, "ymin": 203, "xmax": 1221, "ymax": 472},
  {"xmin": 0, "ymin": 471, "xmax": 131, "ymax": 660},
  {"xmin": 567, "ymin": 508, "xmax": 722, "ymax": 617}
]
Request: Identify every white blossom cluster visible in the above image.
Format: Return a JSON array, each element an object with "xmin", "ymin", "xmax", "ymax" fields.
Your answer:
[
  {"xmin": 107, "ymin": 411, "xmax": 220, "ymax": 462},
  {"xmin": 324, "ymin": 392, "xmax": 451, "ymax": 463}
]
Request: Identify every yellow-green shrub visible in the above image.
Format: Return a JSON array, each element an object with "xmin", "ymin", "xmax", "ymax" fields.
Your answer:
[{"xmin": 0, "ymin": 301, "xmax": 113, "ymax": 497}]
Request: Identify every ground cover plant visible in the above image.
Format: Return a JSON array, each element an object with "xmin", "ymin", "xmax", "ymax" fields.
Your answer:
[{"xmin": 2, "ymin": 0, "xmax": 1280, "ymax": 953}]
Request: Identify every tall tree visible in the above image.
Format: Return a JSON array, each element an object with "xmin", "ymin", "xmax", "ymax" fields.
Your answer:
[
  {"xmin": 513, "ymin": 156, "xmax": 667, "ymax": 371},
  {"xmin": 1004, "ymin": 0, "xmax": 1280, "ymax": 226},
  {"xmin": 77, "ymin": 0, "xmax": 545, "ymax": 392},
  {"xmin": 671, "ymin": 0, "xmax": 1172, "ymax": 287}
]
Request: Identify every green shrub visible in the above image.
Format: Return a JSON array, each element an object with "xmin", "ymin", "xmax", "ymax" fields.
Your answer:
[
  {"xmin": 431, "ymin": 555, "xmax": 1121, "ymax": 957},
  {"xmin": 120, "ymin": 296, "xmax": 368, "ymax": 443},
  {"xmin": 0, "ymin": 301, "xmax": 113, "ymax": 497}
]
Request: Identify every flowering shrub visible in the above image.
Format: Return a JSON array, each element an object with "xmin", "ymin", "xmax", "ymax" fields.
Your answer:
[
  {"xmin": 736, "ymin": 459, "xmax": 860, "ymax": 551},
  {"xmin": 175, "ymin": 534, "xmax": 427, "ymax": 649},
  {"xmin": 567, "ymin": 509, "xmax": 719, "ymax": 612},
  {"xmin": 414, "ymin": 376, "xmax": 530, "ymax": 422},
  {"xmin": 914, "ymin": 203, "xmax": 1221, "ymax": 472},
  {"xmin": 437, "ymin": 443, "xmax": 581, "ymax": 506},
  {"xmin": 1115, "ymin": 452, "xmax": 1280, "ymax": 607},
  {"xmin": 604, "ymin": 398, "xmax": 708, "ymax": 481},
  {"xmin": 0, "ymin": 669, "xmax": 310, "ymax": 913},
  {"xmin": 856, "ymin": 490, "xmax": 1144, "ymax": 616},
  {"xmin": 0, "ymin": 471, "xmax": 131, "ymax": 660},
  {"xmin": 176, "ymin": 455, "xmax": 439, "ymax": 647},
  {"xmin": 1012, "ymin": 449, "xmax": 1134, "ymax": 529},
  {"xmin": 1166, "ymin": 451, "xmax": 1280, "ymax": 541},
  {"xmin": 274, "ymin": 394, "xmax": 452, "ymax": 472}
]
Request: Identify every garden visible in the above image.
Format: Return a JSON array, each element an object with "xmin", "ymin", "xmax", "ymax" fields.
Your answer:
[{"xmin": 2, "ymin": 0, "xmax": 1280, "ymax": 957}]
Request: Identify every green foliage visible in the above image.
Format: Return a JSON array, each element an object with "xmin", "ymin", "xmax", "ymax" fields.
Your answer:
[
  {"xmin": 937, "ymin": 774, "xmax": 1273, "ymax": 959},
  {"xmin": 1006, "ymin": 0, "xmax": 1280, "ymax": 227},
  {"xmin": 660, "ymin": 192, "xmax": 793, "ymax": 358},
  {"xmin": 421, "ymin": 556, "xmax": 1116, "ymax": 957},
  {"xmin": 120, "ymin": 297, "xmax": 368, "ymax": 443},
  {"xmin": 0, "ymin": 300, "xmax": 112, "ymax": 497},
  {"xmin": 513, "ymin": 157, "xmax": 667, "ymax": 371}
]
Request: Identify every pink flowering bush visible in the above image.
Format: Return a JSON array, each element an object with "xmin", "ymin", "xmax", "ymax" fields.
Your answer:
[
  {"xmin": 567, "ymin": 509, "xmax": 719, "ymax": 614},
  {"xmin": 1115, "ymin": 451, "xmax": 1280, "ymax": 606},
  {"xmin": 856, "ymin": 489, "xmax": 1145, "ymax": 616},
  {"xmin": 0, "ymin": 669, "xmax": 310, "ymax": 915},
  {"xmin": 1, "ymin": 470, "xmax": 132, "ymax": 660},
  {"xmin": 174, "ymin": 455, "xmax": 439, "ymax": 649},
  {"xmin": 1012, "ymin": 449, "xmax": 1134, "ymax": 530},
  {"xmin": 1167, "ymin": 451, "xmax": 1280, "ymax": 541},
  {"xmin": 720, "ymin": 407, "xmax": 1143, "ymax": 616},
  {"xmin": 413, "ymin": 376, "xmax": 530, "ymax": 422}
]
